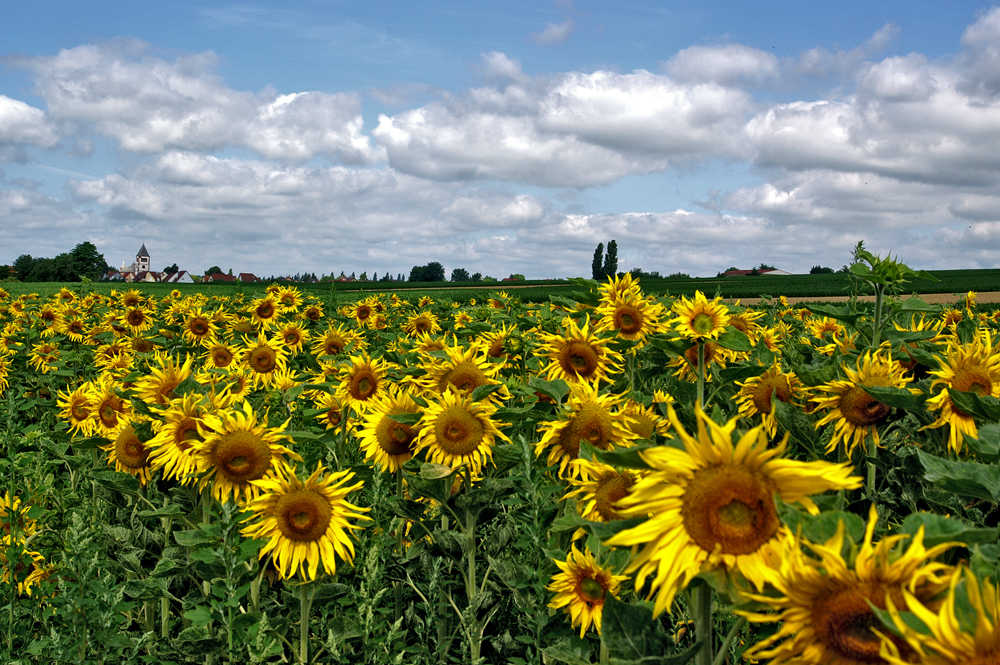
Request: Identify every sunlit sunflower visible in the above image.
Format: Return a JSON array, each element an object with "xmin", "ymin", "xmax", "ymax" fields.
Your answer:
[
  {"xmin": 276, "ymin": 322, "xmax": 309, "ymax": 354},
  {"xmin": 101, "ymin": 424, "xmax": 153, "ymax": 485},
  {"xmin": 414, "ymin": 389, "xmax": 509, "ymax": 475},
  {"xmin": 564, "ymin": 459, "xmax": 642, "ymax": 524},
  {"xmin": 879, "ymin": 565, "xmax": 1000, "ymax": 665},
  {"xmin": 28, "ymin": 341, "xmax": 60, "ymax": 374},
  {"xmin": 605, "ymin": 405, "xmax": 862, "ymax": 617},
  {"xmin": 250, "ymin": 296, "xmax": 281, "ymax": 329},
  {"xmin": 357, "ymin": 387, "xmax": 422, "ymax": 472},
  {"xmin": 922, "ymin": 330, "xmax": 1000, "ymax": 455},
  {"xmin": 728, "ymin": 306, "xmax": 767, "ymax": 341},
  {"xmin": 335, "ymin": 354, "xmax": 394, "ymax": 413},
  {"xmin": 272, "ymin": 285, "xmax": 303, "ymax": 313},
  {"xmin": 735, "ymin": 364, "xmax": 806, "ymax": 436},
  {"xmin": 536, "ymin": 316, "xmax": 623, "ymax": 384},
  {"xmin": 813, "ymin": 349, "xmax": 912, "ymax": 457},
  {"xmin": 57, "ymin": 384, "xmax": 95, "ymax": 436},
  {"xmin": 418, "ymin": 340, "xmax": 508, "ymax": 401},
  {"xmin": 130, "ymin": 335, "xmax": 156, "ymax": 354},
  {"xmin": 805, "ymin": 316, "xmax": 846, "ymax": 342},
  {"xmin": 311, "ymin": 324, "xmax": 366, "ymax": 359},
  {"xmin": 536, "ymin": 382, "xmax": 638, "ymax": 477},
  {"xmin": 301, "ymin": 302, "xmax": 324, "ymax": 323},
  {"xmin": 598, "ymin": 273, "xmax": 644, "ymax": 303},
  {"xmin": 182, "ymin": 308, "xmax": 217, "ymax": 346},
  {"xmin": 741, "ymin": 506, "xmax": 956, "ymax": 665},
  {"xmin": 119, "ymin": 289, "xmax": 144, "ymax": 309},
  {"xmin": 201, "ymin": 341, "xmax": 240, "ymax": 370},
  {"xmin": 547, "ymin": 545, "xmax": 629, "ymax": 638},
  {"xmin": 669, "ymin": 291, "xmax": 730, "ymax": 340},
  {"xmin": 133, "ymin": 353, "xmax": 194, "ymax": 407},
  {"xmin": 346, "ymin": 300, "xmax": 376, "ymax": 328},
  {"xmin": 941, "ymin": 309, "xmax": 963, "ymax": 328},
  {"xmin": 241, "ymin": 334, "xmax": 289, "ymax": 389},
  {"xmin": 404, "ymin": 311, "xmax": 441, "ymax": 337},
  {"xmin": 418, "ymin": 295, "xmax": 436, "ymax": 308},
  {"xmin": 241, "ymin": 462, "xmax": 370, "ymax": 581},
  {"xmin": 194, "ymin": 401, "xmax": 301, "ymax": 504},
  {"xmin": 595, "ymin": 295, "xmax": 665, "ymax": 343},
  {"xmin": 122, "ymin": 306, "xmax": 155, "ymax": 335},
  {"xmin": 147, "ymin": 393, "xmax": 212, "ymax": 483}
]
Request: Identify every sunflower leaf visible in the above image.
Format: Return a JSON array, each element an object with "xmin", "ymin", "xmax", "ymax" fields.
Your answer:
[
  {"xmin": 594, "ymin": 446, "xmax": 654, "ymax": 470},
  {"xmin": 646, "ymin": 335, "xmax": 692, "ymax": 358},
  {"xmin": 966, "ymin": 424, "xmax": 1000, "ymax": 462},
  {"xmin": 881, "ymin": 327, "xmax": 938, "ymax": 343},
  {"xmin": 528, "ymin": 376, "xmax": 570, "ymax": 405},
  {"xmin": 471, "ymin": 383, "xmax": 503, "ymax": 403},
  {"xmin": 716, "ymin": 329, "xmax": 753, "ymax": 352},
  {"xmin": 868, "ymin": 603, "xmax": 932, "ymax": 638},
  {"xmin": 862, "ymin": 386, "xmax": 926, "ymax": 412},
  {"xmin": 138, "ymin": 504, "xmax": 188, "ymax": 519},
  {"xmin": 388, "ymin": 413, "xmax": 422, "ymax": 425},
  {"xmin": 183, "ymin": 605, "xmax": 215, "ymax": 628},
  {"xmin": 948, "ymin": 390, "xmax": 1000, "ymax": 421},
  {"xmin": 899, "ymin": 513, "xmax": 999, "ymax": 549},
  {"xmin": 773, "ymin": 400, "xmax": 824, "ymax": 459},
  {"xmin": 718, "ymin": 364, "xmax": 768, "ymax": 385},
  {"xmin": 541, "ymin": 637, "xmax": 593, "ymax": 665},
  {"xmin": 419, "ymin": 462, "xmax": 457, "ymax": 481},
  {"xmin": 803, "ymin": 304, "xmax": 864, "ymax": 327},
  {"xmin": 790, "ymin": 361, "xmax": 837, "ymax": 387},
  {"xmin": 916, "ymin": 450, "xmax": 1000, "ymax": 503}
]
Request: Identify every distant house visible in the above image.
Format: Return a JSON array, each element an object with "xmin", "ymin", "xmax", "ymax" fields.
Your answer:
[
  {"xmin": 722, "ymin": 268, "xmax": 794, "ymax": 277},
  {"xmin": 238, "ymin": 273, "xmax": 259, "ymax": 283},
  {"xmin": 163, "ymin": 271, "xmax": 194, "ymax": 284},
  {"xmin": 205, "ymin": 273, "xmax": 237, "ymax": 283}
]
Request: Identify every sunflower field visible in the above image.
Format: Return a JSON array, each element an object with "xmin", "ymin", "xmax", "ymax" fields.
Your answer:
[{"xmin": 0, "ymin": 249, "xmax": 998, "ymax": 665}]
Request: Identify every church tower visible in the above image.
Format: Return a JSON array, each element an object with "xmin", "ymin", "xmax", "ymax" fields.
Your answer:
[{"xmin": 136, "ymin": 244, "xmax": 150, "ymax": 273}]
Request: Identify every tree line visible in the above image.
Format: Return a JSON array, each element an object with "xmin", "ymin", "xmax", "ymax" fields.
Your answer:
[{"xmin": 4, "ymin": 243, "xmax": 110, "ymax": 282}]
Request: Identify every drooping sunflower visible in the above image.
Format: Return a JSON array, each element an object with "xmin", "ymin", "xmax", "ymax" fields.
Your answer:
[
  {"xmin": 478, "ymin": 322, "xmax": 520, "ymax": 366},
  {"xmin": 57, "ymin": 384, "xmax": 94, "ymax": 436},
  {"xmin": 879, "ymin": 565, "xmax": 1000, "ymax": 665},
  {"xmin": 536, "ymin": 316, "xmax": 623, "ymax": 385},
  {"xmin": 356, "ymin": 387, "xmax": 422, "ymax": 472},
  {"xmin": 735, "ymin": 364, "xmax": 806, "ymax": 436},
  {"xmin": 240, "ymin": 334, "xmax": 289, "ymax": 389},
  {"xmin": 595, "ymin": 295, "xmax": 665, "ymax": 343},
  {"xmin": 564, "ymin": 459, "xmax": 642, "ymax": 524},
  {"xmin": 922, "ymin": 330, "xmax": 1000, "ymax": 455},
  {"xmin": 536, "ymin": 382, "xmax": 639, "ymax": 477},
  {"xmin": 727, "ymin": 306, "xmax": 767, "ymax": 341},
  {"xmin": 335, "ymin": 354, "xmax": 394, "ymax": 413},
  {"xmin": 741, "ymin": 506, "xmax": 956, "ymax": 665},
  {"xmin": 311, "ymin": 392, "xmax": 351, "ymax": 432},
  {"xmin": 101, "ymin": 424, "xmax": 153, "ymax": 485},
  {"xmin": 812, "ymin": 349, "xmax": 912, "ymax": 456},
  {"xmin": 622, "ymin": 400, "xmax": 671, "ymax": 441},
  {"xmin": 547, "ymin": 545, "xmax": 629, "ymax": 638},
  {"xmin": 87, "ymin": 376, "xmax": 133, "ymax": 435},
  {"xmin": 133, "ymin": 353, "xmax": 194, "ymax": 407},
  {"xmin": 414, "ymin": 389, "xmax": 510, "ymax": 475},
  {"xmin": 194, "ymin": 401, "xmax": 301, "ymax": 504},
  {"xmin": 670, "ymin": 339, "xmax": 733, "ymax": 382},
  {"xmin": 241, "ymin": 462, "xmax": 370, "ymax": 581},
  {"xmin": 28, "ymin": 341, "xmax": 60, "ymax": 374},
  {"xmin": 147, "ymin": 393, "xmax": 212, "ymax": 483},
  {"xmin": 605, "ymin": 405, "xmax": 862, "ymax": 617},
  {"xmin": 669, "ymin": 291, "xmax": 730, "ymax": 340}
]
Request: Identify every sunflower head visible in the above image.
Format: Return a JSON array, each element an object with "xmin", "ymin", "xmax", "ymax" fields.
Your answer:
[
  {"xmin": 415, "ymin": 389, "xmax": 509, "ymax": 475},
  {"xmin": 547, "ymin": 545, "xmax": 628, "ymax": 638},
  {"xmin": 670, "ymin": 291, "xmax": 730, "ymax": 340}
]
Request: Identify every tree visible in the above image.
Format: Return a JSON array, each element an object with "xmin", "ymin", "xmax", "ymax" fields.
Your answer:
[
  {"xmin": 163, "ymin": 263, "xmax": 179, "ymax": 275},
  {"xmin": 471, "ymin": 272, "xmax": 482, "ymax": 281},
  {"xmin": 69, "ymin": 242, "xmax": 109, "ymax": 280},
  {"xmin": 13, "ymin": 255, "xmax": 33, "ymax": 281},
  {"xmin": 810, "ymin": 265, "xmax": 834, "ymax": 274},
  {"xmin": 591, "ymin": 243, "xmax": 605, "ymax": 280},
  {"xmin": 758, "ymin": 263, "xmax": 776, "ymax": 271},
  {"xmin": 451, "ymin": 268, "xmax": 471, "ymax": 282},
  {"xmin": 602, "ymin": 240, "xmax": 618, "ymax": 279},
  {"xmin": 205, "ymin": 266, "xmax": 222, "ymax": 276},
  {"xmin": 409, "ymin": 262, "xmax": 446, "ymax": 282}
]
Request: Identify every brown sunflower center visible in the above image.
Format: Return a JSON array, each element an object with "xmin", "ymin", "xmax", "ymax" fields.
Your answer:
[
  {"xmin": 255, "ymin": 302, "xmax": 276, "ymax": 320},
  {"xmin": 681, "ymin": 464, "xmax": 780, "ymax": 556},
  {"xmin": 123, "ymin": 295, "xmax": 140, "ymax": 308},
  {"xmin": 174, "ymin": 418, "xmax": 202, "ymax": 451},
  {"xmin": 126, "ymin": 310, "xmax": 146, "ymax": 327},
  {"xmin": 70, "ymin": 398, "xmax": 90, "ymax": 422},
  {"xmin": 812, "ymin": 583, "xmax": 909, "ymax": 664},
  {"xmin": 212, "ymin": 348, "xmax": 234, "ymax": 368},
  {"xmin": 952, "ymin": 365, "xmax": 993, "ymax": 396},
  {"xmin": 375, "ymin": 411, "xmax": 418, "ymax": 456},
  {"xmin": 433, "ymin": 405, "xmax": 485, "ymax": 456},
  {"xmin": 593, "ymin": 472, "xmax": 634, "ymax": 521},
  {"xmin": 248, "ymin": 346, "xmax": 277, "ymax": 374},
  {"xmin": 840, "ymin": 386, "xmax": 890, "ymax": 427},
  {"xmin": 213, "ymin": 431, "xmax": 272, "ymax": 484},
  {"xmin": 283, "ymin": 330, "xmax": 301, "ymax": 346},
  {"xmin": 557, "ymin": 403, "xmax": 615, "ymax": 459},
  {"xmin": 487, "ymin": 336, "xmax": 506, "ymax": 359},
  {"xmin": 132, "ymin": 337, "xmax": 154, "ymax": 353},
  {"xmin": 188, "ymin": 318, "xmax": 210, "ymax": 336},
  {"xmin": 629, "ymin": 411, "xmax": 656, "ymax": 440},
  {"xmin": 275, "ymin": 489, "xmax": 333, "ymax": 543},
  {"xmin": 355, "ymin": 306, "xmax": 372, "ymax": 321},
  {"xmin": 97, "ymin": 396, "xmax": 123, "ymax": 428},
  {"xmin": 751, "ymin": 375, "xmax": 793, "ymax": 415},
  {"xmin": 351, "ymin": 369, "xmax": 378, "ymax": 401},
  {"xmin": 684, "ymin": 341, "xmax": 720, "ymax": 367},
  {"xmin": 411, "ymin": 317, "xmax": 433, "ymax": 334},
  {"xmin": 115, "ymin": 426, "xmax": 149, "ymax": 469},
  {"xmin": 578, "ymin": 576, "xmax": 607, "ymax": 604},
  {"xmin": 559, "ymin": 341, "xmax": 599, "ymax": 379},
  {"xmin": 305, "ymin": 307, "xmax": 322, "ymax": 321},
  {"xmin": 441, "ymin": 362, "xmax": 488, "ymax": 394},
  {"xmin": 323, "ymin": 337, "xmax": 346, "ymax": 356},
  {"xmin": 233, "ymin": 321, "xmax": 255, "ymax": 334},
  {"xmin": 614, "ymin": 305, "xmax": 643, "ymax": 335}
]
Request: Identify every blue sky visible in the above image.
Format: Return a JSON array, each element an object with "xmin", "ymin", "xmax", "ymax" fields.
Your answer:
[{"xmin": 3, "ymin": 1, "xmax": 1000, "ymax": 278}]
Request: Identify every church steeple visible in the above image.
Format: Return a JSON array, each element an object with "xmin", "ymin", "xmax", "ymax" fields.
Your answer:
[{"xmin": 136, "ymin": 244, "xmax": 150, "ymax": 272}]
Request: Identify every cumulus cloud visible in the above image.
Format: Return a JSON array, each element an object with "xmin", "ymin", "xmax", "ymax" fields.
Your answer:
[
  {"xmin": 0, "ymin": 95, "xmax": 59, "ymax": 149},
  {"xmin": 665, "ymin": 44, "xmax": 780, "ymax": 87}
]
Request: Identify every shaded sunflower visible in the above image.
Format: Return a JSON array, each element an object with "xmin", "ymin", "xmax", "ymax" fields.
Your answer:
[
  {"xmin": 133, "ymin": 352, "xmax": 194, "ymax": 407},
  {"xmin": 241, "ymin": 462, "xmax": 370, "ymax": 581},
  {"xmin": 28, "ymin": 341, "xmax": 60, "ymax": 374},
  {"xmin": 669, "ymin": 291, "xmax": 730, "ymax": 340},
  {"xmin": 536, "ymin": 382, "xmax": 638, "ymax": 477},
  {"xmin": 102, "ymin": 424, "xmax": 153, "ymax": 485},
  {"xmin": 879, "ymin": 565, "xmax": 999, "ymax": 665},
  {"xmin": 536, "ymin": 316, "xmax": 623, "ymax": 385},
  {"xmin": 564, "ymin": 459, "xmax": 642, "ymax": 524},
  {"xmin": 547, "ymin": 545, "xmax": 629, "ymax": 638},
  {"xmin": 301, "ymin": 302, "xmax": 324, "ymax": 323},
  {"xmin": 335, "ymin": 354, "xmax": 394, "ymax": 413},
  {"xmin": 311, "ymin": 392, "xmax": 352, "ymax": 432},
  {"xmin": 741, "ymin": 506, "xmax": 956, "ymax": 665},
  {"xmin": 0, "ymin": 493, "xmax": 38, "ymax": 541},
  {"xmin": 414, "ymin": 389, "xmax": 509, "ymax": 475},
  {"xmin": 356, "ymin": 387, "xmax": 422, "ymax": 472},
  {"xmin": 478, "ymin": 322, "xmax": 520, "ymax": 366},
  {"xmin": 605, "ymin": 405, "xmax": 862, "ymax": 616},
  {"xmin": 622, "ymin": 400, "xmax": 671, "ymax": 441},
  {"xmin": 813, "ymin": 349, "xmax": 912, "ymax": 457},
  {"xmin": 670, "ymin": 339, "xmax": 733, "ymax": 382},
  {"xmin": 87, "ymin": 376, "xmax": 133, "ymax": 435},
  {"xmin": 147, "ymin": 393, "xmax": 212, "ymax": 483},
  {"xmin": 735, "ymin": 364, "xmax": 806, "ymax": 436},
  {"xmin": 194, "ymin": 401, "xmax": 301, "ymax": 504},
  {"xmin": 404, "ymin": 311, "xmax": 441, "ymax": 337},
  {"xmin": 922, "ymin": 330, "xmax": 1000, "ymax": 454}
]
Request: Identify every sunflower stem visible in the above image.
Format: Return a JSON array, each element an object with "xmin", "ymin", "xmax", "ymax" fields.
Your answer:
[
  {"xmin": 299, "ymin": 581, "xmax": 311, "ymax": 664},
  {"xmin": 694, "ymin": 582, "xmax": 713, "ymax": 665},
  {"xmin": 462, "ymin": 466, "xmax": 481, "ymax": 664},
  {"xmin": 395, "ymin": 469, "xmax": 403, "ymax": 623},
  {"xmin": 867, "ymin": 435, "xmax": 878, "ymax": 501},
  {"xmin": 872, "ymin": 284, "xmax": 884, "ymax": 349},
  {"xmin": 696, "ymin": 340, "xmax": 706, "ymax": 409},
  {"xmin": 712, "ymin": 616, "xmax": 746, "ymax": 665}
]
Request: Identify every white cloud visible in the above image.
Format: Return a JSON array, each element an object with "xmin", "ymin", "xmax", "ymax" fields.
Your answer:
[
  {"xmin": 530, "ymin": 18, "xmax": 575, "ymax": 46},
  {"xmin": 665, "ymin": 44, "xmax": 780, "ymax": 87},
  {"xmin": 0, "ymin": 95, "xmax": 58, "ymax": 149}
]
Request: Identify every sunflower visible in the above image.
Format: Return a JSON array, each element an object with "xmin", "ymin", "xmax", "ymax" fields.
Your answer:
[
  {"xmin": 147, "ymin": 393, "xmax": 212, "ymax": 483},
  {"xmin": 670, "ymin": 339, "xmax": 733, "ymax": 382},
  {"xmin": 669, "ymin": 291, "xmax": 730, "ymax": 340},
  {"xmin": 57, "ymin": 384, "xmax": 94, "ymax": 436},
  {"xmin": 241, "ymin": 334, "xmax": 289, "ymax": 389},
  {"xmin": 404, "ymin": 312, "xmax": 441, "ymax": 337},
  {"xmin": 241, "ymin": 462, "xmax": 370, "ymax": 581},
  {"xmin": 122, "ymin": 306, "xmax": 155, "ymax": 335},
  {"xmin": 728, "ymin": 306, "xmax": 767, "ymax": 341},
  {"xmin": 595, "ymin": 295, "xmax": 665, "ymax": 343},
  {"xmin": 547, "ymin": 545, "xmax": 629, "ymax": 638},
  {"xmin": 311, "ymin": 392, "xmax": 351, "ymax": 432},
  {"xmin": 478, "ymin": 322, "xmax": 520, "ymax": 366},
  {"xmin": 250, "ymin": 296, "xmax": 281, "ymax": 330},
  {"xmin": 812, "ymin": 349, "xmax": 912, "ymax": 457},
  {"xmin": 0, "ymin": 493, "xmax": 38, "ymax": 541},
  {"xmin": 536, "ymin": 316, "xmax": 623, "ymax": 385},
  {"xmin": 357, "ymin": 387, "xmax": 422, "ymax": 473},
  {"xmin": 622, "ymin": 400, "xmax": 671, "ymax": 441},
  {"xmin": 133, "ymin": 353, "xmax": 194, "ymax": 407},
  {"xmin": 536, "ymin": 382, "xmax": 638, "ymax": 477},
  {"xmin": 119, "ymin": 289, "xmax": 144, "ymax": 309},
  {"xmin": 346, "ymin": 300, "xmax": 376, "ymax": 328},
  {"xmin": 102, "ymin": 424, "xmax": 153, "ymax": 485},
  {"xmin": 335, "ymin": 354, "xmax": 394, "ymax": 413},
  {"xmin": 604, "ymin": 405, "xmax": 862, "ymax": 617},
  {"xmin": 741, "ymin": 506, "xmax": 956, "ymax": 665},
  {"xmin": 87, "ymin": 377, "xmax": 133, "ymax": 435},
  {"xmin": 564, "ymin": 459, "xmax": 642, "ymax": 524},
  {"xmin": 0, "ymin": 353, "xmax": 10, "ymax": 397},
  {"xmin": 201, "ymin": 341, "xmax": 240, "ymax": 370},
  {"xmin": 922, "ymin": 330, "xmax": 1000, "ymax": 455},
  {"xmin": 418, "ymin": 340, "xmax": 509, "ymax": 401},
  {"xmin": 735, "ymin": 364, "xmax": 806, "ymax": 435},
  {"xmin": 598, "ymin": 273, "xmax": 644, "ymax": 303},
  {"xmin": 182, "ymin": 308, "xmax": 217, "ymax": 346},
  {"xmin": 272, "ymin": 286, "xmax": 303, "ymax": 313},
  {"xmin": 414, "ymin": 389, "xmax": 509, "ymax": 475},
  {"xmin": 276, "ymin": 322, "xmax": 309, "ymax": 354},
  {"xmin": 879, "ymin": 565, "xmax": 999, "ymax": 665},
  {"xmin": 301, "ymin": 303, "xmax": 324, "ymax": 323},
  {"xmin": 59, "ymin": 315, "xmax": 88, "ymax": 343},
  {"xmin": 0, "ymin": 547, "xmax": 50, "ymax": 597},
  {"xmin": 311, "ymin": 324, "xmax": 366, "ymax": 358},
  {"xmin": 28, "ymin": 341, "xmax": 60, "ymax": 374},
  {"xmin": 805, "ymin": 316, "xmax": 846, "ymax": 342},
  {"xmin": 194, "ymin": 401, "xmax": 301, "ymax": 504}
]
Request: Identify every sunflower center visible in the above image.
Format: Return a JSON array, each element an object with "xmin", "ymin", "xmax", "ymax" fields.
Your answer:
[
  {"xmin": 751, "ymin": 376, "xmax": 792, "ymax": 415},
  {"xmin": 952, "ymin": 365, "xmax": 993, "ymax": 396},
  {"xmin": 98, "ymin": 397, "xmax": 122, "ymax": 428},
  {"xmin": 441, "ymin": 362, "xmax": 488, "ymax": 394},
  {"xmin": 306, "ymin": 307, "xmax": 322, "ymax": 321},
  {"xmin": 213, "ymin": 431, "xmax": 272, "ymax": 484},
  {"xmin": 813, "ymin": 583, "xmax": 908, "ymax": 664},
  {"xmin": 284, "ymin": 331, "xmax": 301, "ymax": 346},
  {"xmin": 681, "ymin": 464, "xmax": 779, "ymax": 556},
  {"xmin": 412, "ymin": 317, "xmax": 432, "ymax": 333},
  {"xmin": 127, "ymin": 310, "xmax": 146, "ymax": 327},
  {"xmin": 375, "ymin": 412, "xmax": 417, "ymax": 456},
  {"xmin": 691, "ymin": 313, "xmax": 715, "ymax": 335},
  {"xmin": 560, "ymin": 342, "xmax": 599, "ymax": 379},
  {"xmin": 351, "ymin": 371, "xmax": 377, "ymax": 401},
  {"xmin": 70, "ymin": 399, "xmax": 90, "ymax": 422},
  {"xmin": 248, "ymin": 346, "xmax": 276, "ymax": 374},
  {"xmin": 324, "ymin": 338, "xmax": 346, "ymax": 356},
  {"xmin": 614, "ymin": 305, "xmax": 643, "ymax": 335},
  {"xmin": 233, "ymin": 321, "xmax": 255, "ymax": 334},
  {"xmin": 256, "ymin": 302, "xmax": 276, "ymax": 320},
  {"xmin": 212, "ymin": 348, "xmax": 233, "ymax": 367},
  {"xmin": 578, "ymin": 577, "xmax": 607, "ymax": 604},
  {"xmin": 174, "ymin": 419, "xmax": 202, "ymax": 451},
  {"xmin": 840, "ymin": 386, "xmax": 891, "ymax": 427},
  {"xmin": 356, "ymin": 306, "xmax": 372, "ymax": 321},
  {"xmin": 487, "ymin": 337, "xmax": 506, "ymax": 359},
  {"xmin": 189, "ymin": 318, "xmax": 210, "ymax": 336},
  {"xmin": 275, "ymin": 489, "xmax": 333, "ymax": 543},
  {"xmin": 434, "ymin": 405, "xmax": 485, "ymax": 456},
  {"xmin": 115, "ymin": 427, "xmax": 149, "ymax": 469},
  {"xmin": 594, "ymin": 472, "xmax": 634, "ymax": 521},
  {"xmin": 132, "ymin": 337, "xmax": 154, "ymax": 353}
]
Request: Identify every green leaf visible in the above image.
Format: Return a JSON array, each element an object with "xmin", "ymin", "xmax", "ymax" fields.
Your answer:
[
  {"xmin": 804, "ymin": 304, "xmax": 864, "ymax": 327},
  {"xmin": 601, "ymin": 595, "xmax": 704, "ymax": 664},
  {"xmin": 948, "ymin": 390, "xmax": 1000, "ymax": 421},
  {"xmin": 93, "ymin": 470, "xmax": 141, "ymax": 496},
  {"xmin": 917, "ymin": 450, "xmax": 1000, "ymax": 503},
  {"xmin": 716, "ymin": 329, "xmax": 753, "ymax": 352},
  {"xmin": 471, "ymin": 383, "xmax": 503, "ymax": 403},
  {"xmin": 190, "ymin": 548, "xmax": 218, "ymax": 564},
  {"xmin": 419, "ymin": 462, "xmax": 457, "ymax": 480},
  {"xmin": 773, "ymin": 400, "xmax": 824, "ymax": 458},
  {"xmin": 594, "ymin": 446, "xmax": 655, "ymax": 470},
  {"xmin": 541, "ymin": 637, "xmax": 594, "ymax": 665},
  {"xmin": 966, "ymin": 424, "xmax": 1000, "ymax": 462},
  {"xmin": 869, "ymin": 603, "xmax": 931, "ymax": 639},
  {"xmin": 791, "ymin": 362, "xmax": 837, "ymax": 387},
  {"xmin": 779, "ymin": 501, "xmax": 866, "ymax": 544},
  {"xmin": 528, "ymin": 376, "xmax": 570, "ymax": 404},
  {"xmin": 183, "ymin": 605, "xmax": 215, "ymax": 628},
  {"xmin": 150, "ymin": 559, "xmax": 189, "ymax": 578},
  {"xmin": 138, "ymin": 504, "xmax": 188, "ymax": 519},
  {"xmin": 646, "ymin": 334, "xmax": 693, "ymax": 358},
  {"xmin": 881, "ymin": 328, "xmax": 938, "ymax": 344},
  {"xmin": 387, "ymin": 412, "xmax": 422, "ymax": 426},
  {"xmin": 890, "ymin": 297, "xmax": 942, "ymax": 315},
  {"xmin": 718, "ymin": 364, "xmax": 769, "ymax": 385},
  {"xmin": 174, "ymin": 530, "xmax": 219, "ymax": 548},
  {"xmin": 899, "ymin": 513, "xmax": 999, "ymax": 549},
  {"xmin": 862, "ymin": 386, "xmax": 926, "ymax": 412}
]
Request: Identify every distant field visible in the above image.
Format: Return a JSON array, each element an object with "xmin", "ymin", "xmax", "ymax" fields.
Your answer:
[{"xmin": 4, "ymin": 267, "xmax": 1000, "ymax": 303}]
